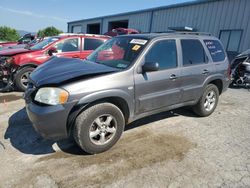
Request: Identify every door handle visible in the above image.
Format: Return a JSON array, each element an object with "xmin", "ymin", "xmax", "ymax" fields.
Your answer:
[
  {"xmin": 202, "ymin": 69, "xmax": 209, "ymax": 75},
  {"xmin": 72, "ymin": 55, "xmax": 79, "ymax": 58},
  {"xmin": 170, "ymin": 74, "xmax": 177, "ymax": 80}
]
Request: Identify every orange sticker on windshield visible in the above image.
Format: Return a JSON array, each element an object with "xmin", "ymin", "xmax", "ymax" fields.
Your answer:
[{"xmin": 132, "ymin": 45, "xmax": 141, "ymax": 51}]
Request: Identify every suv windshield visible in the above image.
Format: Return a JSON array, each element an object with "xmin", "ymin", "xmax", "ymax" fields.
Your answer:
[
  {"xmin": 30, "ymin": 37, "xmax": 59, "ymax": 50},
  {"xmin": 87, "ymin": 37, "xmax": 147, "ymax": 69}
]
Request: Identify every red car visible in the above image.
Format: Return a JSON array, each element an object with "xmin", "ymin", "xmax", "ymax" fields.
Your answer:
[
  {"xmin": 104, "ymin": 28, "xmax": 140, "ymax": 37},
  {"xmin": 0, "ymin": 34, "xmax": 110, "ymax": 91}
]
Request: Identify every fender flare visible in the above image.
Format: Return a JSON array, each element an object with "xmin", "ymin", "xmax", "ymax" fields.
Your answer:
[
  {"xmin": 77, "ymin": 89, "xmax": 134, "ymax": 115},
  {"xmin": 66, "ymin": 89, "xmax": 134, "ymax": 135},
  {"xmin": 202, "ymin": 74, "xmax": 224, "ymax": 94},
  {"xmin": 19, "ymin": 63, "xmax": 38, "ymax": 69}
]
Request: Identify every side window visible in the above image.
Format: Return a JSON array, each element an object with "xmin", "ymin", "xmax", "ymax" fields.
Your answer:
[
  {"xmin": 145, "ymin": 40, "xmax": 177, "ymax": 70},
  {"xmin": 181, "ymin": 39, "xmax": 206, "ymax": 66},
  {"xmin": 84, "ymin": 38, "xmax": 104, "ymax": 50},
  {"xmin": 55, "ymin": 38, "xmax": 79, "ymax": 53},
  {"xmin": 204, "ymin": 40, "xmax": 226, "ymax": 62}
]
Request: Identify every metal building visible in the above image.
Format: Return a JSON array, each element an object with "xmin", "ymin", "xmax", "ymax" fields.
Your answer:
[{"xmin": 68, "ymin": 0, "xmax": 250, "ymax": 56}]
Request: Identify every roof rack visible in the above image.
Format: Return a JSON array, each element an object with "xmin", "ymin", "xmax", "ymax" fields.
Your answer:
[
  {"xmin": 145, "ymin": 30, "xmax": 212, "ymax": 36},
  {"xmin": 174, "ymin": 31, "xmax": 212, "ymax": 36},
  {"xmin": 142, "ymin": 31, "xmax": 212, "ymax": 36}
]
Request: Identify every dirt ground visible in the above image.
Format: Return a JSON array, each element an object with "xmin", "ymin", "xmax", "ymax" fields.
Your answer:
[{"xmin": 0, "ymin": 88, "xmax": 250, "ymax": 188}]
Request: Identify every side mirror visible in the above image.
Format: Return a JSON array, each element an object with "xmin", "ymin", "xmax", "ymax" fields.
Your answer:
[
  {"xmin": 142, "ymin": 62, "xmax": 159, "ymax": 72},
  {"xmin": 48, "ymin": 47, "xmax": 58, "ymax": 56}
]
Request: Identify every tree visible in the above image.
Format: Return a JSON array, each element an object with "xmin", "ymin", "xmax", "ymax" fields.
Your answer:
[
  {"xmin": 0, "ymin": 26, "xmax": 20, "ymax": 41},
  {"xmin": 37, "ymin": 26, "xmax": 63, "ymax": 37}
]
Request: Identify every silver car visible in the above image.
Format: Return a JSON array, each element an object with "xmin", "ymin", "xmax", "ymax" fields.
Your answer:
[{"xmin": 24, "ymin": 32, "xmax": 231, "ymax": 154}]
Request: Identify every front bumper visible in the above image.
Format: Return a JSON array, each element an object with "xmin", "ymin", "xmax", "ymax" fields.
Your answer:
[{"xmin": 25, "ymin": 101, "xmax": 76, "ymax": 140}]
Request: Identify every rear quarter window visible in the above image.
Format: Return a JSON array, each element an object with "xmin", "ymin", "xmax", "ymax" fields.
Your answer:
[
  {"xmin": 204, "ymin": 40, "xmax": 226, "ymax": 62},
  {"xmin": 84, "ymin": 38, "xmax": 105, "ymax": 50}
]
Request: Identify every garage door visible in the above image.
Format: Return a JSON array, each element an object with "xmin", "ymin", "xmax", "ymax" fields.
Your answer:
[{"xmin": 72, "ymin": 26, "xmax": 82, "ymax": 33}]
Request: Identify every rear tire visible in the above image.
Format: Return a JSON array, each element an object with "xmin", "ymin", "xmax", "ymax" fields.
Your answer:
[
  {"xmin": 74, "ymin": 103, "xmax": 125, "ymax": 154},
  {"xmin": 192, "ymin": 84, "xmax": 219, "ymax": 117},
  {"xmin": 15, "ymin": 67, "xmax": 35, "ymax": 91}
]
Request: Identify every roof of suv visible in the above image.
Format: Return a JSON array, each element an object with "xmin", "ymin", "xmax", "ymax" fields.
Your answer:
[{"xmin": 117, "ymin": 32, "xmax": 217, "ymax": 40}]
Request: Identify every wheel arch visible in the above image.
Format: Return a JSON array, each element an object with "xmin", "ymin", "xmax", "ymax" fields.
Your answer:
[
  {"xmin": 208, "ymin": 79, "xmax": 223, "ymax": 94},
  {"xmin": 203, "ymin": 75, "xmax": 224, "ymax": 95},
  {"xmin": 19, "ymin": 63, "xmax": 38, "ymax": 69},
  {"xmin": 67, "ymin": 95, "xmax": 131, "ymax": 136}
]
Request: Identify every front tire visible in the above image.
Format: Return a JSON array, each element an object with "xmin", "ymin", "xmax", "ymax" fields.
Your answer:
[
  {"xmin": 74, "ymin": 103, "xmax": 125, "ymax": 154},
  {"xmin": 15, "ymin": 67, "xmax": 35, "ymax": 91},
  {"xmin": 192, "ymin": 84, "xmax": 219, "ymax": 117}
]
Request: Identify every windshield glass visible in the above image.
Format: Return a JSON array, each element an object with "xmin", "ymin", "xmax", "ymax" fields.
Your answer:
[
  {"xmin": 30, "ymin": 37, "xmax": 59, "ymax": 50},
  {"xmin": 86, "ymin": 37, "xmax": 148, "ymax": 69}
]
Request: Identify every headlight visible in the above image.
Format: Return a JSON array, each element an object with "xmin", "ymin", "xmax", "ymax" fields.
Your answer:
[{"xmin": 34, "ymin": 87, "xmax": 69, "ymax": 105}]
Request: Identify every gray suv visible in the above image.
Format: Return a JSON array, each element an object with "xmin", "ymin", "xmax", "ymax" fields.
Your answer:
[{"xmin": 24, "ymin": 32, "xmax": 230, "ymax": 154}]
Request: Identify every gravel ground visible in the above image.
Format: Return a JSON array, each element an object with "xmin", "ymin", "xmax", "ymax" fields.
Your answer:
[{"xmin": 0, "ymin": 88, "xmax": 250, "ymax": 188}]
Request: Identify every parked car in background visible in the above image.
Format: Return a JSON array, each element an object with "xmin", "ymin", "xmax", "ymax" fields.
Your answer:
[
  {"xmin": 0, "ymin": 33, "xmax": 36, "ymax": 49},
  {"xmin": 230, "ymin": 49, "xmax": 250, "ymax": 88},
  {"xmin": 0, "ymin": 37, "xmax": 45, "ymax": 51},
  {"xmin": 24, "ymin": 32, "xmax": 230, "ymax": 154},
  {"xmin": 0, "ymin": 34, "xmax": 110, "ymax": 91},
  {"xmin": 104, "ymin": 28, "xmax": 140, "ymax": 37}
]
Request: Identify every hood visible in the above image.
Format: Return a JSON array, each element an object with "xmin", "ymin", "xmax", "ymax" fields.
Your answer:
[
  {"xmin": 0, "ymin": 41, "xmax": 17, "ymax": 46},
  {"xmin": 30, "ymin": 57, "xmax": 119, "ymax": 87},
  {"xmin": 1, "ymin": 44, "xmax": 26, "ymax": 51},
  {"xmin": 0, "ymin": 48, "xmax": 33, "ymax": 56}
]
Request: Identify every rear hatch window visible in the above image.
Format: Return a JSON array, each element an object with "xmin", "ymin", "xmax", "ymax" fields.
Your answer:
[{"xmin": 204, "ymin": 40, "xmax": 226, "ymax": 62}]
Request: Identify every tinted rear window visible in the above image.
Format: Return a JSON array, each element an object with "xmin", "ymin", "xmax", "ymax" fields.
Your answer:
[
  {"xmin": 84, "ymin": 38, "xmax": 104, "ymax": 50},
  {"xmin": 181, "ymin": 39, "xmax": 206, "ymax": 66},
  {"xmin": 204, "ymin": 40, "xmax": 226, "ymax": 62}
]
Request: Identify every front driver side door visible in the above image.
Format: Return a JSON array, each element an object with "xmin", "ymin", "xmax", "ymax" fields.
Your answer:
[{"xmin": 134, "ymin": 39, "xmax": 182, "ymax": 114}]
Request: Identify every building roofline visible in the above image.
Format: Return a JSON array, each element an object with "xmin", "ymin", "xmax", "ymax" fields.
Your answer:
[{"xmin": 68, "ymin": 0, "xmax": 217, "ymax": 24}]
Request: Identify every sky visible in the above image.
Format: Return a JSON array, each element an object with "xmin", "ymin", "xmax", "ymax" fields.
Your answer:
[{"xmin": 0, "ymin": 0, "xmax": 193, "ymax": 32}]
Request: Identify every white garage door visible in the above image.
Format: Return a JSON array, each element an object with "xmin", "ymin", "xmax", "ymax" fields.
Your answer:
[{"xmin": 72, "ymin": 26, "xmax": 82, "ymax": 33}]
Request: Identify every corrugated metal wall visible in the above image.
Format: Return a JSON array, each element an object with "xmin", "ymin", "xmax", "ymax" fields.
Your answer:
[
  {"xmin": 102, "ymin": 12, "xmax": 152, "ymax": 32},
  {"xmin": 150, "ymin": 0, "xmax": 250, "ymax": 52},
  {"xmin": 68, "ymin": 19, "xmax": 102, "ymax": 33},
  {"xmin": 68, "ymin": 0, "xmax": 250, "ymax": 52}
]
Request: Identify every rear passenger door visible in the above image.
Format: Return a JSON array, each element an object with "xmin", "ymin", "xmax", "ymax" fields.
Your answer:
[
  {"xmin": 81, "ymin": 38, "xmax": 105, "ymax": 59},
  {"xmin": 134, "ymin": 39, "xmax": 182, "ymax": 113},
  {"xmin": 180, "ymin": 39, "xmax": 215, "ymax": 102}
]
